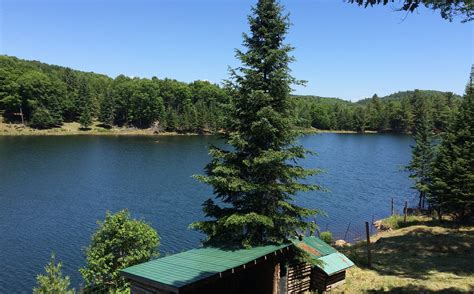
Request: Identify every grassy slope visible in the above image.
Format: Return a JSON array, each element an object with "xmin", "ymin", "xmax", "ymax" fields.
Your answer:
[
  {"xmin": 0, "ymin": 120, "xmax": 183, "ymax": 136},
  {"xmin": 334, "ymin": 216, "xmax": 474, "ymax": 293}
]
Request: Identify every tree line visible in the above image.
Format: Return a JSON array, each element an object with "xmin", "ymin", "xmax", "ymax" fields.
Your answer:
[
  {"xmin": 0, "ymin": 55, "xmax": 460, "ymax": 134},
  {"xmin": 0, "ymin": 55, "xmax": 228, "ymax": 132},
  {"xmin": 292, "ymin": 90, "xmax": 460, "ymax": 133}
]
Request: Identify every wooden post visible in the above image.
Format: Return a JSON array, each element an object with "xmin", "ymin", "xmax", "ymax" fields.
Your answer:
[
  {"xmin": 344, "ymin": 222, "xmax": 351, "ymax": 240},
  {"xmin": 404, "ymin": 201, "xmax": 408, "ymax": 222},
  {"xmin": 391, "ymin": 198, "xmax": 394, "ymax": 215},
  {"xmin": 273, "ymin": 262, "xmax": 280, "ymax": 294},
  {"xmin": 365, "ymin": 221, "xmax": 372, "ymax": 268}
]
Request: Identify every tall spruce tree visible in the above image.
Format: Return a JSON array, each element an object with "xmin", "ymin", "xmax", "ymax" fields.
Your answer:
[
  {"xmin": 428, "ymin": 87, "xmax": 474, "ymax": 222},
  {"xmin": 98, "ymin": 88, "xmax": 115, "ymax": 128},
  {"xmin": 191, "ymin": 0, "xmax": 321, "ymax": 248},
  {"xmin": 407, "ymin": 91, "xmax": 434, "ymax": 209}
]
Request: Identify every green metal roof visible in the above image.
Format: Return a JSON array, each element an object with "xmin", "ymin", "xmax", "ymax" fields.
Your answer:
[
  {"xmin": 292, "ymin": 236, "xmax": 338, "ymax": 257},
  {"xmin": 121, "ymin": 243, "xmax": 290, "ymax": 289},
  {"xmin": 318, "ymin": 252, "xmax": 355, "ymax": 275},
  {"xmin": 292, "ymin": 236, "xmax": 354, "ymax": 275},
  {"xmin": 121, "ymin": 236, "xmax": 354, "ymax": 288}
]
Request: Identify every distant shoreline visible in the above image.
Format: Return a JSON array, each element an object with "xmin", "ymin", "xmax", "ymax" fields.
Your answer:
[
  {"xmin": 0, "ymin": 121, "xmax": 378, "ymax": 136},
  {"xmin": 0, "ymin": 121, "xmax": 206, "ymax": 136}
]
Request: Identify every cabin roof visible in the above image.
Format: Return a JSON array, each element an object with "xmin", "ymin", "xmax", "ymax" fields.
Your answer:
[
  {"xmin": 121, "ymin": 243, "xmax": 290, "ymax": 289},
  {"xmin": 292, "ymin": 236, "xmax": 355, "ymax": 275},
  {"xmin": 121, "ymin": 236, "xmax": 353, "ymax": 290}
]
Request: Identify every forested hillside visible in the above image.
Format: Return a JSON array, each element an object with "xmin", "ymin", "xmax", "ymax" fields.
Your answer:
[
  {"xmin": 0, "ymin": 55, "xmax": 460, "ymax": 133},
  {"xmin": 292, "ymin": 91, "xmax": 461, "ymax": 133},
  {"xmin": 0, "ymin": 55, "xmax": 228, "ymax": 132}
]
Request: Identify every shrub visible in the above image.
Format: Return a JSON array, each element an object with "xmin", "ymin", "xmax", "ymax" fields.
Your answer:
[
  {"xmin": 319, "ymin": 231, "xmax": 334, "ymax": 244},
  {"xmin": 30, "ymin": 107, "xmax": 56, "ymax": 129},
  {"xmin": 382, "ymin": 214, "xmax": 418, "ymax": 230}
]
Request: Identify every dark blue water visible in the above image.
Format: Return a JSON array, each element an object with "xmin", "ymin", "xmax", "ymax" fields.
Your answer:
[{"xmin": 0, "ymin": 134, "xmax": 413, "ymax": 293}]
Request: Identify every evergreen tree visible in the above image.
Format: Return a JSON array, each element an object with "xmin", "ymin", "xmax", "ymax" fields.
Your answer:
[
  {"xmin": 78, "ymin": 77, "xmax": 93, "ymax": 129},
  {"xmin": 191, "ymin": 0, "xmax": 321, "ymax": 248},
  {"xmin": 79, "ymin": 107, "xmax": 92, "ymax": 129},
  {"xmin": 62, "ymin": 68, "xmax": 79, "ymax": 121},
  {"xmin": 353, "ymin": 106, "xmax": 367, "ymax": 133},
  {"xmin": 428, "ymin": 89, "xmax": 474, "ymax": 222},
  {"xmin": 33, "ymin": 253, "xmax": 75, "ymax": 294},
  {"xmin": 98, "ymin": 88, "xmax": 115, "ymax": 127},
  {"xmin": 30, "ymin": 107, "xmax": 56, "ymax": 129},
  {"xmin": 165, "ymin": 107, "xmax": 178, "ymax": 131},
  {"xmin": 407, "ymin": 93, "xmax": 434, "ymax": 209}
]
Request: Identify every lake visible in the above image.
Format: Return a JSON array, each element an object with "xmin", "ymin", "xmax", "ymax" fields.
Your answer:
[{"xmin": 0, "ymin": 133, "xmax": 414, "ymax": 293}]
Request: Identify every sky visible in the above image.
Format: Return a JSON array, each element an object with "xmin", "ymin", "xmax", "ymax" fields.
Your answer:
[{"xmin": 0, "ymin": 0, "xmax": 472, "ymax": 101}]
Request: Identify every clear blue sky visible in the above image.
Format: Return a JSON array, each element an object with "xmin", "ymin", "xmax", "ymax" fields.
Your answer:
[{"xmin": 0, "ymin": 0, "xmax": 472, "ymax": 101}]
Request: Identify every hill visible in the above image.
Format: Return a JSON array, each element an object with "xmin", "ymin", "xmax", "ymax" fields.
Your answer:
[{"xmin": 356, "ymin": 90, "xmax": 462, "ymax": 105}]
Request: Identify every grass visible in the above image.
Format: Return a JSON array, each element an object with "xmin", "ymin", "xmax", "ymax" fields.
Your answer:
[
  {"xmin": 1, "ymin": 121, "xmax": 370, "ymax": 137},
  {"xmin": 381, "ymin": 214, "xmax": 419, "ymax": 230},
  {"xmin": 333, "ymin": 216, "xmax": 474, "ymax": 293},
  {"xmin": 0, "ymin": 121, "xmax": 202, "ymax": 136}
]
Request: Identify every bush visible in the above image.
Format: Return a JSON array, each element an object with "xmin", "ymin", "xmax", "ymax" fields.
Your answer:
[
  {"xmin": 319, "ymin": 231, "xmax": 334, "ymax": 244},
  {"xmin": 80, "ymin": 209, "xmax": 160, "ymax": 291},
  {"xmin": 382, "ymin": 214, "xmax": 418, "ymax": 230},
  {"xmin": 30, "ymin": 107, "xmax": 56, "ymax": 129}
]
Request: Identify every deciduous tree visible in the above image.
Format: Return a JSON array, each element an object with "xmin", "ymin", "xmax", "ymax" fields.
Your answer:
[{"xmin": 80, "ymin": 209, "xmax": 160, "ymax": 291}]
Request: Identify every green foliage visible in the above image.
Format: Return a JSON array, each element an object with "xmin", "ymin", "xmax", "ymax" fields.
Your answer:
[
  {"xmin": 80, "ymin": 209, "xmax": 160, "ymax": 291},
  {"xmin": 291, "ymin": 90, "xmax": 458, "ymax": 133},
  {"xmin": 0, "ymin": 55, "xmax": 459, "ymax": 134},
  {"xmin": 33, "ymin": 253, "xmax": 75, "ymax": 294},
  {"xmin": 30, "ymin": 107, "xmax": 57, "ymax": 129},
  {"xmin": 319, "ymin": 231, "xmax": 334, "ymax": 244},
  {"xmin": 381, "ymin": 214, "xmax": 418, "ymax": 230},
  {"xmin": 347, "ymin": 0, "xmax": 473, "ymax": 22},
  {"xmin": 79, "ymin": 107, "xmax": 92, "ymax": 129},
  {"xmin": 428, "ymin": 90, "xmax": 474, "ymax": 222},
  {"xmin": 191, "ymin": 0, "xmax": 322, "ymax": 248},
  {"xmin": 99, "ymin": 88, "xmax": 115, "ymax": 127},
  {"xmin": 406, "ymin": 90, "xmax": 434, "ymax": 209},
  {"xmin": 0, "ymin": 55, "xmax": 228, "ymax": 132}
]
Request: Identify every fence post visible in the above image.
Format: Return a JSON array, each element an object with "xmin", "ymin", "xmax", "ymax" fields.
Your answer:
[
  {"xmin": 344, "ymin": 222, "xmax": 351, "ymax": 241},
  {"xmin": 365, "ymin": 221, "xmax": 372, "ymax": 268},
  {"xmin": 391, "ymin": 198, "xmax": 394, "ymax": 215},
  {"xmin": 404, "ymin": 201, "xmax": 408, "ymax": 222}
]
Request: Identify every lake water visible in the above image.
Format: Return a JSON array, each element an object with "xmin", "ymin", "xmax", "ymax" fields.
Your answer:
[{"xmin": 0, "ymin": 133, "xmax": 414, "ymax": 293}]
